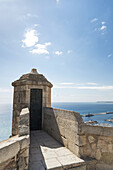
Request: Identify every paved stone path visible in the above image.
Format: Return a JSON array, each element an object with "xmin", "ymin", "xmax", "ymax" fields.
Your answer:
[{"xmin": 29, "ymin": 130, "xmax": 86, "ymax": 170}]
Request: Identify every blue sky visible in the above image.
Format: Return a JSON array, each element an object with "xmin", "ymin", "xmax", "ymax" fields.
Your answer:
[{"xmin": 1, "ymin": 0, "xmax": 113, "ymax": 103}]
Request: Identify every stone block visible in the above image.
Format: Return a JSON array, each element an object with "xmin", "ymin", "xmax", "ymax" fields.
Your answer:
[
  {"xmin": 79, "ymin": 135, "xmax": 87, "ymax": 146},
  {"xmin": 59, "ymin": 126, "xmax": 65, "ymax": 136},
  {"xmin": 18, "ymin": 156, "xmax": 26, "ymax": 170},
  {"xmin": 61, "ymin": 136, "xmax": 68, "ymax": 147},
  {"xmin": 19, "ymin": 125, "xmax": 29, "ymax": 136},
  {"xmin": 68, "ymin": 142, "xmax": 79, "ymax": 156},
  {"xmin": 95, "ymin": 149, "xmax": 101, "ymax": 160},
  {"xmin": 19, "ymin": 137, "xmax": 30, "ymax": 150},
  {"xmin": 0, "ymin": 140, "xmax": 20, "ymax": 164},
  {"xmin": 88, "ymin": 136, "xmax": 96, "ymax": 143},
  {"xmin": 44, "ymin": 157, "xmax": 62, "ymax": 170},
  {"xmin": 96, "ymin": 163, "xmax": 113, "ymax": 170},
  {"xmin": 68, "ymin": 165, "xmax": 86, "ymax": 170}
]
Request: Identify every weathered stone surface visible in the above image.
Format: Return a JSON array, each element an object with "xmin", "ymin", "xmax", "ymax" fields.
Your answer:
[
  {"xmin": 43, "ymin": 107, "xmax": 83, "ymax": 156},
  {"xmin": 0, "ymin": 140, "xmax": 20, "ymax": 164},
  {"xmin": 79, "ymin": 135, "xmax": 87, "ymax": 146},
  {"xmin": 12, "ymin": 69, "xmax": 52, "ymax": 136},
  {"xmin": 18, "ymin": 156, "xmax": 26, "ymax": 170},
  {"xmin": 88, "ymin": 136, "xmax": 96, "ymax": 143},
  {"xmin": 0, "ymin": 134, "xmax": 30, "ymax": 170},
  {"xmin": 96, "ymin": 163, "xmax": 113, "ymax": 170},
  {"xmin": 29, "ymin": 130, "xmax": 86, "ymax": 170},
  {"xmin": 18, "ymin": 108, "xmax": 29, "ymax": 136},
  {"xmin": 12, "ymin": 69, "xmax": 53, "ymax": 88}
]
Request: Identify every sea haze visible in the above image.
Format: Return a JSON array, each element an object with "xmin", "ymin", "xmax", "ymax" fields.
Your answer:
[
  {"xmin": 0, "ymin": 104, "xmax": 12, "ymax": 141},
  {"xmin": 0, "ymin": 102, "xmax": 113, "ymax": 141}
]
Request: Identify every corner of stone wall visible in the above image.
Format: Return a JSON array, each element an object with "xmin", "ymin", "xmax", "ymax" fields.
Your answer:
[
  {"xmin": 78, "ymin": 123, "xmax": 113, "ymax": 169},
  {"xmin": 43, "ymin": 107, "xmax": 84, "ymax": 157},
  {"xmin": 0, "ymin": 107, "xmax": 30, "ymax": 170},
  {"xmin": 18, "ymin": 108, "xmax": 30, "ymax": 136}
]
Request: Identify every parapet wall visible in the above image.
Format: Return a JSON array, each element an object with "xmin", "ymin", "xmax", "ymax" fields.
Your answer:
[
  {"xmin": 43, "ymin": 107, "xmax": 83, "ymax": 156},
  {"xmin": 43, "ymin": 107, "xmax": 113, "ymax": 170},
  {"xmin": 79, "ymin": 124, "xmax": 113, "ymax": 169},
  {"xmin": 0, "ymin": 108, "xmax": 30, "ymax": 170},
  {"xmin": 0, "ymin": 135, "xmax": 29, "ymax": 170}
]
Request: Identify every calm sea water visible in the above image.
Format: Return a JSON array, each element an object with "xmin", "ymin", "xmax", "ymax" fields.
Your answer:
[
  {"xmin": 52, "ymin": 102, "xmax": 113, "ymax": 125},
  {"xmin": 0, "ymin": 104, "xmax": 12, "ymax": 142},
  {"xmin": 0, "ymin": 102, "xmax": 113, "ymax": 141}
]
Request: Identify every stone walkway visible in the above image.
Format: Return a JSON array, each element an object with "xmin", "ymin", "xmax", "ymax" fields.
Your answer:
[{"xmin": 28, "ymin": 130, "xmax": 86, "ymax": 170}]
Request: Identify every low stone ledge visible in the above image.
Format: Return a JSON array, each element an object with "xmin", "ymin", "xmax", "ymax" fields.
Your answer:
[
  {"xmin": 0, "ymin": 135, "xmax": 29, "ymax": 164},
  {"xmin": 44, "ymin": 107, "xmax": 83, "ymax": 124},
  {"xmin": 80, "ymin": 124, "xmax": 113, "ymax": 137},
  {"xmin": 18, "ymin": 107, "xmax": 30, "ymax": 136}
]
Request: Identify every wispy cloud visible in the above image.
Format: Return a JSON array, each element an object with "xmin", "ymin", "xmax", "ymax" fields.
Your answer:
[
  {"xmin": 26, "ymin": 13, "xmax": 38, "ymax": 18},
  {"xmin": 30, "ymin": 42, "xmax": 51, "ymax": 55},
  {"xmin": 22, "ymin": 29, "xmax": 39, "ymax": 48},
  {"xmin": 100, "ymin": 25, "xmax": 107, "ymax": 31},
  {"xmin": 60, "ymin": 82, "xmax": 74, "ymax": 85},
  {"xmin": 107, "ymin": 54, "xmax": 112, "ymax": 58},
  {"xmin": 91, "ymin": 18, "xmax": 107, "ymax": 35},
  {"xmin": 87, "ymin": 82, "xmax": 98, "ymax": 85},
  {"xmin": 55, "ymin": 51, "xmax": 63, "ymax": 55},
  {"xmin": 91, "ymin": 18, "xmax": 98, "ymax": 23},
  {"xmin": 54, "ymin": 82, "xmax": 113, "ymax": 90},
  {"xmin": 34, "ymin": 24, "xmax": 39, "ymax": 27},
  {"xmin": 54, "ymin": 85, "xmax": 113, "ymax": 90},
  {"xmin": 102, "ymin": 21, "xmax": 106, "ymax": 25},
  {"xmin": 67, "ymin": 50, "xmax": 72, "ymax": 54},
  {"xmin": 57, "ymin": 82, "xmax": 98, "ymax": 86},
  {"xmin": 56, "ymin": 0, "xmax": 60, "ymax": 4},
  {"xmin": 99, "ymin": 24, "xmax": 107, "ymax": 35}
]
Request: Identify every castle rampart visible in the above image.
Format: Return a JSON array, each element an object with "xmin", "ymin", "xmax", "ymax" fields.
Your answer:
[{"xmin": 0, "ymin": 69, "xmax": 113, "ymax": 170}]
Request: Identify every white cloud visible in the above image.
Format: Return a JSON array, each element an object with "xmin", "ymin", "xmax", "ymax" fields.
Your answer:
[
  {"xmin": 100, "ymin": 25, "xmax": 107, "ymax": 31},
  {"xmin": 107, "ymin": 54, "xmax": 112, "ymax": 58},
  {"xmin": 91, "ymin": 18, "xmax": 98, "ymax": 23},
  {"xmin": 87, "ymin": 82, "xmax": 98, "ymax": 85},
  {"xmin": 55, "ymin": 51, "xmax": 63, "ymax": 55},
  {"xmin": 67, "ymin": 50, "xmax": 72, "ymax": 54},
  {"xmin": 56, "ymin": 0, "xmax": 60, "ymax": 4},
  {"xmin": 77, "ymin": 86, "xmax": 113, "ymax": 90},
  {"xmin": 60, "ymin": 83, "xmax": 74, "ymax": 85},
  {"xmin": 30, "ymin": 42, "xmax": 51, "ymax": 55},
  {"xmin": 54, "ymin": 85, "xmax": 113, "ymax": 90},
  {"xmin": 102, "ymin": 21, "xmax": 106, "ymax": 25},
  {"xmin": 22, "ymin": 29, "xmax": 39, "ymax": 48},
  {"xmin": 34, "ymin": 24, "xmax": 38, "ymax": 27},
  {"xmin": 26, "ymin": 13, "xmax": 38, "ymax": 18},
  {"xmin": 57, "ymin": 82, "xmax": 98, "ymax": 86}
]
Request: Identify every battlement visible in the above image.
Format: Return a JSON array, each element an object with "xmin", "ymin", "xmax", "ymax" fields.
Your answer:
[{"xmin": 0, "ymin": 69, "xmax": 113, "ymax": 170}]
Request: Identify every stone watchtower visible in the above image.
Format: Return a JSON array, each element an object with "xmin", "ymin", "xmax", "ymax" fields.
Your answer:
[{"xmin": 12, "ymin": 68, "xmax": 53, "ymax": 136}]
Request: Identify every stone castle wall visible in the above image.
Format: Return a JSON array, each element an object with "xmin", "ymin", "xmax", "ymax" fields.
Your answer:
[
  {"xmin": 43, "ymin": 107, "xmax": 113, "ymax": 170},
  {"xmin": 43, "ymin": 107, "xmax": 84, "ymax": 156},
  {"xmin": 79, "ymin": 124, "xmax": 113, "ymax": 170},
  {"xmin": 1, "ymin": 106, "xmax": 113, "ymax": 169},
  {"xmin": 0, "ymin": 108, "xmax": 30, "ymax": 170}
]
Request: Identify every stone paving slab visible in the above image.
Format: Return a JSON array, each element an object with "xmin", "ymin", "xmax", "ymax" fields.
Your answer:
[{"xmin": 29, "ymin": 130, "xmax": 86, "ymax": 170}]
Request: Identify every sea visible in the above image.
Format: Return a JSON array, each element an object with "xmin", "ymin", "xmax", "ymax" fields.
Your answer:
[{"xmin": 0, "ymin": 102, "xmax": 113, "ymax": 141}]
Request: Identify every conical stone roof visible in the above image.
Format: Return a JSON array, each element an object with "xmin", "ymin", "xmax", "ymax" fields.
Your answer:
[{"xmin": 12, "ymin": 68, "xmax": 53, "ymax": 88}]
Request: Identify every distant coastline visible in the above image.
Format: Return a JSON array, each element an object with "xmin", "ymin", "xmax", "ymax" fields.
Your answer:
[{"xmin": 97, "ymin": 101, "xmax": 113, "ymax": 103}]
